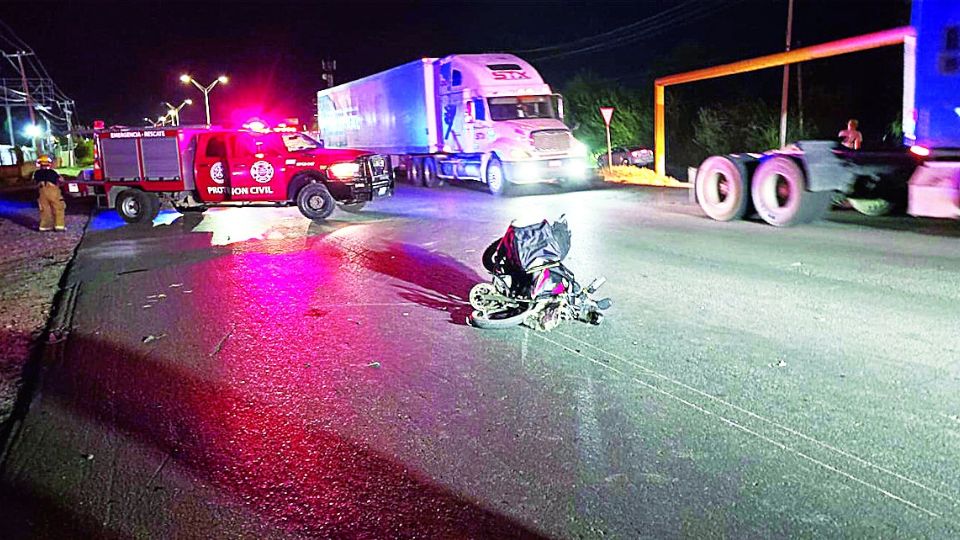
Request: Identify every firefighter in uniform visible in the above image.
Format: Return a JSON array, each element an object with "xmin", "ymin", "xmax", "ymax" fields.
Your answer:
[{"xmin": 34, "ymin": 155, "xmax": 66, "ymax": 231}]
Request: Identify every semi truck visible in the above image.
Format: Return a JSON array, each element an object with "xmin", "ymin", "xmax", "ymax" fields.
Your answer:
[
  {"xmin": 65, "ymin": 125, "xmax": 393, "ymax": 224},
  {"xmin": 688, "ymin": 0, "xmax": 958, "ymax": 226},
  {"xmin": 316, "ymin": 54, "xmax": 590, "ymax": 196}
]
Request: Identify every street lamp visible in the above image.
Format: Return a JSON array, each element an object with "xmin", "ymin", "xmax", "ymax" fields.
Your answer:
[
  {"xmin": 180, "ymin": 74, "xmax": 228, "ymax": 125},
  {"xmin": 163, "ymin": 98, "xmax": 193, "ymax": 126},
  {"xmin": 23, "ymin": 123, "xmax": 43, "ymax": 138}
]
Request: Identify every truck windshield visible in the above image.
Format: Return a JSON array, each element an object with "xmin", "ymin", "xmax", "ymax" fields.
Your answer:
[
  {"xmin": 280, "ymin": 132, "xmax": 323, "ymax": 152},
  {"xmin": 488, "ymin": 96, "xmax": 557, "ymax": 121}
]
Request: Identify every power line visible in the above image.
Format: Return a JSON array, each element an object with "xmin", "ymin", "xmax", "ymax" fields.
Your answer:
[
  {"xmin": 531, "ymin": 1, "xmax": 738, "ymax": 62},
  {"xmin": 514, "ymin": 0, "xmax": 703, "ymax": 55}
]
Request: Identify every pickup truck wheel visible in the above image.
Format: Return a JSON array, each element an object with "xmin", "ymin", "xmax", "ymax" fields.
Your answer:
[
  {"xmin": 751, "ymin": 156, "xmax": 831, "ymax": 226},
  {"xmin": 485, "ymin": 157, "xmax": 511, "ymax": 196},
  {"xmin": 116, "ymin": 189, "xmax": 154, "ymax": 224},
  {"xmin": 423, "ymin": 157, "xmax": 442, "ymax": 188},
  {"xmin": 695, "ymin": 156, "xmax": 749, "ymax": 221},
  {"xmin": 147, "ymin": 194, "xmax": 161, "ymax": 221},
  {"xmin": 296, "ymin": 183, "xmax": 336, "ymax": 220},
  {"xmin": 337, "ymin": 202, "xmax": 366, "ymax": 213},
  {"xmin": 848, "ymin": 198, "xmax": 893, "ymax": 216}
]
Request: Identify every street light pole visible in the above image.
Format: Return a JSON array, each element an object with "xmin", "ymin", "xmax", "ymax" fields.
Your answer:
[
  {"xmin": 180, "ymin": 75, "xmax": 228, "ymax": 125},
  {"xmin": 162, "ymin": 99, "xmax": 193, "ymax": 126}
]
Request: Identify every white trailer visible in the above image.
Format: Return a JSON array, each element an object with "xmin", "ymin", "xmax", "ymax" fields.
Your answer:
[{"xmin": 316, "ymin": 54, "xmax": 589, "ymax": 195}]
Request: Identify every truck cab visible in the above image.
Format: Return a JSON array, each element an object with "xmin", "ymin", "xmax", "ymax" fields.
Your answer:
[{"xmin": 435, "ymin": 54, "xmax": 589, "ymax": 189}]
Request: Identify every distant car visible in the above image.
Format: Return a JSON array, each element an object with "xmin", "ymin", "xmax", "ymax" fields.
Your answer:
[{"xmin": 596, "ymin": 146, "xmax": 654, "ymax": 168}]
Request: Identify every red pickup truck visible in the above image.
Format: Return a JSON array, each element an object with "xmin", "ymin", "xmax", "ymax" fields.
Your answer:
[{"xmin": 66, "ymin": 126, "xmax": 393, "ymax": 224}]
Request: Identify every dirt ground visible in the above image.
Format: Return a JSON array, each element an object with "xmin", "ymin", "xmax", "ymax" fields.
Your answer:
[{"xmin": 0, "ymin": 187, "xmax": 89, "ymax": 425}]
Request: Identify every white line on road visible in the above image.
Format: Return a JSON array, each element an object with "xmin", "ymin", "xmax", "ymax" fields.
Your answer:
[
  {"xmin": 556, "ymin": 330, "xmax": 960, "ymax": 507},
  {"xmin": 534, "ymin": 332, "xmax": 945, "ymax": 520}
]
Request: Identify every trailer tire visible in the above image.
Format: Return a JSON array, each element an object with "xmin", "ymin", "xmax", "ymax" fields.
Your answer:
[
  {"xmin": 695, "ymin": 156, "xmax": 750, "ymax": 221},
  {"xmin": 116, "ymin": 189, "xmax": 155, "ymax": 225},
  {"xmin": 409, "ymin": 157, "xmax": 424, "ymax": 185},
  {"xmin": 848, "ymin": 198, "xmax": 893, "ymax": 217},
  {"xmin": 296, "ymin": 183, "xmax": 336, "ymax": 221},
  {"xmin": 751, "ymin": 156, "xmax": 831, "ymax": 226},
  {"xmin": 485, "ymin": 157, "xmax": 511, "ymax": 196},
  {"xmin": 422, "ymin": 157, "xmax": 442, "ymax": 188}
]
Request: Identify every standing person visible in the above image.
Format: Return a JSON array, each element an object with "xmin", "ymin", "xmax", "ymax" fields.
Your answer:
[
  {"xmin": 33, "ymin": 155, "xmax": 66, "ymax": 232},
  {"xmin": 839, "ymin": 118, "xmax": 863, "ymax": 150}
]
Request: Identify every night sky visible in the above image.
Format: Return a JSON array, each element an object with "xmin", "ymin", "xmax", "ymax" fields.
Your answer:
[{"xmin": 2, "ymin": 0, "xmax": 909, "ymax": 132}]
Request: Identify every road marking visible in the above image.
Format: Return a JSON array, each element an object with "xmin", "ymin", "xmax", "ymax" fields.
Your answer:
[
  {"xmin": 534, "ymin": 333, "xmax": 944, "ymax": 520},
  {"xmin": 556, "ymin": 330, "xmax": 960, "ymax": 507}
]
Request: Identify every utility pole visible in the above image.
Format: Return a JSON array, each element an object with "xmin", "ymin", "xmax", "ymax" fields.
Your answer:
[
  {"xmin": 797, "ymin": 61, "xmax": 804, "ymax": 135},
  {"xmin": 778, "ymin": 0, "xmax": 795, "ymax": 148},
  {"xmin": 321, "ymin": 59, "xmax": 336, "ymax": 88},
  {"xmin": 5, "ymin": 51, "xmax": 38, "ymax": 151},
  {"xmin": 4, "ymin": 105, "xmax": 14, "ymax": 146},
  {"xmin": 62, "ymin": 100, "xmax": 75, "ymax": 166}
]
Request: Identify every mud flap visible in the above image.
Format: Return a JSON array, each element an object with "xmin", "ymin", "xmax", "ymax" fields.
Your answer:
[{"xmin": 907, "ymin": 162, "xmax": 960, "ymax": 218}]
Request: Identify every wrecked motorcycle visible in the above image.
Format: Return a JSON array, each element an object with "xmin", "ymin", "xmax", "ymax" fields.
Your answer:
[{"xmin": 468, "ymin": 216, "xmax": 610, "ymax": 331}]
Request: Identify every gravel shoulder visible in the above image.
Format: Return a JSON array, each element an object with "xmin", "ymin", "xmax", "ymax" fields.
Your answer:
[{"xmin": 0, "ymin": 187, "xmax": 90, "ymax": 425}]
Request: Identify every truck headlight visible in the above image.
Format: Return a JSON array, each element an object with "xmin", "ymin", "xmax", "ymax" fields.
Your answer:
[
  {"xmin": 328, "ymin": 162, "xmax": 360, "ymax": 180},
  {"xmin": 570, "ymin": 139, "xmax": 589, "ymax": 157},
  {"xmin": 566, "ymin": 160, "xmax": 587, "ymax": 177},
  {"xmin": 509, "ymin": 148, "xmax": 532, "ymax": 160}
]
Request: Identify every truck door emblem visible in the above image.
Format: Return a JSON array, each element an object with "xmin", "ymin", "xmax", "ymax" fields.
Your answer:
[
  {"xmin": 211, "ymin": 161, "xmax": 225, "ymax": 184},
  {"xmin": 251, "ymin": 160, "xmax": 275, "ymax": 183}
]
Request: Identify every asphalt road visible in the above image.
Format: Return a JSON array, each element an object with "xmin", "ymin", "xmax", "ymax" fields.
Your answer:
[{"xmin": 1, "ymin": 181, "xmax": 959, "ymax": 538}]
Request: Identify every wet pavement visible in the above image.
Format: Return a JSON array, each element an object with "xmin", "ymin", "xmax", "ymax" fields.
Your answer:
[{"xmin": 1, "ymin": 181, "xmax": 959, "ymax": 538}]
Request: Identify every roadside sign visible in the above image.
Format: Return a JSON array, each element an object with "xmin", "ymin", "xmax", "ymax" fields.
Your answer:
[
  {"xmin": 599, "ymin": 107, "xmax": 615, "ymax": 126},
  {"xmin": 600, "ymin": 107, "xmax": 615, "ymax": 169}
]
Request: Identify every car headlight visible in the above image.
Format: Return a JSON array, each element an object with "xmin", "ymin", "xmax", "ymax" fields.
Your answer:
[{"xmin": 328, "ymin": 162, "xmax": 360, "ymax": 180}]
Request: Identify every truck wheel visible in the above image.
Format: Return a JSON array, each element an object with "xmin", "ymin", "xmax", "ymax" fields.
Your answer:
[
  {"xmin": 423, "ymin": 157, "xmax": 442, "ymax": 188},
  {"xmin": 409, "ymin": 158, "xmax": 424, "ymax": 185},
  {"xmin": 848, "ymin": 198, "xmax": 893, "ymax": 216},
  {"xmin": 296, "ymin": 183, "xmax": 336, "ymax": 221},
  {"xmin": 485, "ymin": 157, "xmax": 511, "ymax": 196},
  {"xmin": 695, "ymin": 156, "xmax": 749, "ymax": 221},
  {"xmin": 751, "ymin": 156, "xmax": 832, "ymax": 226},
  {"xmin": 147, "ymin": 194, "xmax": 161, "ymax": 221},
  {"xmin": 116, "ymin": 189, "xmax": 155, "ymax": 224},
  {"xmin": 337, "ymin": 202, "xmax": 366, "ymax": 213}
]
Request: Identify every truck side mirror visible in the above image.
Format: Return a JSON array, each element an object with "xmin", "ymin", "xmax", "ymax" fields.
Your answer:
[{"xmin": 552, "ymin": 94, "xmax": 564, "ymax": 120}]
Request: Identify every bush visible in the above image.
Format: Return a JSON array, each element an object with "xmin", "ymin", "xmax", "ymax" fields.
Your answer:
[
  {"xmin": 693, "ymin": 100, "xmax": 817, "ymax": 158},
  {"xmin": 73, "ymin": 138, "xmax": 94, "ymax": 165}
]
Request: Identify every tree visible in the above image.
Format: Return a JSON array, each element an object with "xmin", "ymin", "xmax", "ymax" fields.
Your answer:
[{"xmin": 562, "ymin": 72, "xmax": 652, "ymax": 155}]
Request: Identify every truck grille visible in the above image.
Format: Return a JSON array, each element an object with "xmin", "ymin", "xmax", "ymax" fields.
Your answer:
[
  {"xmin": 364, "ymin": 154, "xmax": 387, "ymax": 177},
  {"xmin": 361, "ymin": 154, "xmax": 393, "ymax": 194},
  {"xmin": 532, "ymin": 130, "xmax": 571, "ymax": 153}
]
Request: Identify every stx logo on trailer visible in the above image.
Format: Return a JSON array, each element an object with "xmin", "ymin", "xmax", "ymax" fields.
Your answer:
[{"xmin": 492, "ymin": 71, "xmax": 531, "ymax": 81}]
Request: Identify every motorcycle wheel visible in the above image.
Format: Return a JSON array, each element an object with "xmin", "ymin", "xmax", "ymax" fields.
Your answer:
[{"xmin": 469, "ymin": 305, "xmax": 535, "ymax": 329}]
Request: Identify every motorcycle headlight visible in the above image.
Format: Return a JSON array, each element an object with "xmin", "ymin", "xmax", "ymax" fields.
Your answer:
[{"xmin": 328, "ymin": 162, "xmax": 360, "ymax": 180}]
